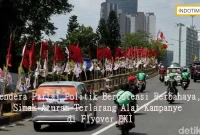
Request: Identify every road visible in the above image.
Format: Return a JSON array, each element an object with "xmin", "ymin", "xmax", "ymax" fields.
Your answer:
[{"xmin": 1, "ymin": 76, "xmax": 200, "ymax": 135}]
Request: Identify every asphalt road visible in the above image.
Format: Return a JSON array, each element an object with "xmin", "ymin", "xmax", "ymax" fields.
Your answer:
[{"xmin": 1, "ymin": 76, "xmax": 200, "ymax": 135}]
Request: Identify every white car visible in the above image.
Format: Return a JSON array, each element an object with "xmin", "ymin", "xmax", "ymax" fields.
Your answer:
[{"xmin": 164, "ymin": 67, "xmax": 182, "ymax": 85}]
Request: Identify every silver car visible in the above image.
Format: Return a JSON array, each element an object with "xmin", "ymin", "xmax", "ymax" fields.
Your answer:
[{"xmin": 32, "ymin": 81, "xmax": 97, "ymax": 131}]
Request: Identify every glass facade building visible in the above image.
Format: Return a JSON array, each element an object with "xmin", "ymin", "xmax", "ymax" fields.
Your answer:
[{"xmin": 106, "ymin": 0, "xmax": 138, "ymax": 14}]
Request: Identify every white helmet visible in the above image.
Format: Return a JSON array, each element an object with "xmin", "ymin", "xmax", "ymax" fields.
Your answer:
[{"xmin": 161, "ymin": 65, "xmax": 164, "ymax": 68}]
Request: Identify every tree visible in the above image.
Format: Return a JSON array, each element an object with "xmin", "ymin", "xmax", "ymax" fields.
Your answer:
[
  {"xmin": 66, "ymin": 25, "xmax": 98, "ymax": 58},
  {"xmin": 122, "ymin": 31, "xmax": 151, "ymax": 49},
  {"xmin": 107, "ymin": 10, "xmax": 121, "ymax": 56},
  {"xmin": 0, "ymin": 0, "xmax": 73, "ymax": 71},
  {"xmin": 67, "ymin": 15, "xmax": 79, "ymax": 37},
  {"xmin": 96, "ymin": 18, "xmax": 108, "ymax": 45}
]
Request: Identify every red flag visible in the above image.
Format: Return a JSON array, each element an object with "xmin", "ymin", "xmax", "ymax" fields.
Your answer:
[
  {"xmin": 40, "ymin": 41, "xmax": 49, "ymax": 60},
  {"xmin": 97, "ymin": 48, "xmax": 104, "ymax": 60},
  {"xmin": 29, "ymin": 41, "xmax": 36, "ymax": 68},
  {"xmin": 69, "ymin": 45, "xmax": 83, "ymax": 63},
  {"xmin": 53, "ymin": 44, "xmax": 65, "ymax": 63},
  {"xmin": 22, "ymin": 44, "xmax": 30, "ymax": 68},
  {"xmin": 103, "ymin": 47, "xmax": 112, "ymax": 60},
  {"xmin": 6, "ymin": 34, "xmax": 12, "ymax": 67},
  {"xmin": 115, "ymin": 47, "xmax": 123, "ymax": 58}
]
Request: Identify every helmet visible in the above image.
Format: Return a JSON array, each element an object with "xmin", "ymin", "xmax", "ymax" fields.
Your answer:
[
  {"xmin": 183, "ymin": 69, "xmax": 187, "ymax": 72},
  {"xmin": 161, "ymin": 65, "xmax": 164, "ymax": 68},
  {"xmin": 169, "ymin": 73, "xmax": 174, "ymax": 78},
  {"xmin": 128, "ymin": 76, "xmax": 135, "ymax": 82}
]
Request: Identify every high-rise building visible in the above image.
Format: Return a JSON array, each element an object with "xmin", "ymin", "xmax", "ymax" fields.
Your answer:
[
  {"xmin": 100, "ymin": 1, "xmax": 155, "ymax": 39},
  {"xmin": 118, "ymin": 12, "xmax": 156, "ymax": 38},
  {"xmin": 106, "ymin": 0, "xmax": 138, "ymax": 14},
  {"xmin": 144, "ymin": 13, "xmax": 156, "ymax": 39},
  {"xmin": 100, "ymin": 2, "xmax": 122, "ymax": 22},
  {"xmin": 173, "ymin": 23, "xmax": 199, "ymax": 66},
  {"xmin": 197, "ymin": 30, "xmax": 200, "ymax": 59}
]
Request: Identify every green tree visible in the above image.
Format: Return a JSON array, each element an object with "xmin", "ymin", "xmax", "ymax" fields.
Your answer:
[
  {"xmin": 67, "ymin": 15, "xmax": 79, "ymax": 37},
  {"xmin": 96, "ymin": 18, "xmax": 108, "ymax": 45},
  {"xmin": 0, "ymin": 0, "xmax": 73, "ymax": 72},
  {"xmin": 66, "ymin": 25, "xmax": 98, "ymax": 58},
  {"xmin": 122, "ymin": 31, "xmax": 151, "ymax": 49},
  {"xmin": 107, "ymin": 10, "xmax": 121, "ymax": 55}
]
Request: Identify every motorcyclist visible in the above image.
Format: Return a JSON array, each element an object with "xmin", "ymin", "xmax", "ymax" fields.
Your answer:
[
  {"xmin": 127, "ymin": 76, "xmax": 139, "ymax": 95},
  {"xmin": 181, "ymin": 69, "xmax": 190, "ymax": 85},
  {"xmin": 167, "ymin": 73, "xmax": 178, "ymax": 95},
  {"xmin": 137, "ymin": 70, "xmax": 146, "ymax": 87},
  {"xmin": 159, "ymin": 65, "xmax": 166, "ymax": 74},
  {"xmin": 114, "ymin": 83, "xmax": 136, "ymax": 128}
]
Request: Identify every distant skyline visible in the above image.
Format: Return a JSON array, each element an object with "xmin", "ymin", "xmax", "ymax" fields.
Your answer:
[{"xmin": 44, "ymin": 0, "xmax": 200, "ymax": 47}]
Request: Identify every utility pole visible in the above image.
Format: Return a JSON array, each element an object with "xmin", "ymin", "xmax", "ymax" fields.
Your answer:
[
  {"xmin": 177, "ymin": 23, "xmax": 184, "ymax": 66},
  {"xmin": 191, "ymin": 16, "xmax": 194, "ymax": 62}
]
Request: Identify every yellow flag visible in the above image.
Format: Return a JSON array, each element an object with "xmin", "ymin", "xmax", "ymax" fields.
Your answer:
[
  {"xmin": 194, "ymin": 55, "xmax": 198, "ymax": 61},
  {"xmin": 18, "ymin": 65, "xmax": 25, "ymax": 83}
]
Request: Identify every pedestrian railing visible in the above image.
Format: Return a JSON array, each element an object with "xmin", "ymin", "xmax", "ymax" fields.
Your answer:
[{"xmin": 0, "ymin": 68, "xmax": 157, "ymax": 116}]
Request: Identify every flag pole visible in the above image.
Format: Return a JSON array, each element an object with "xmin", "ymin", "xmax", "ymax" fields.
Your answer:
[{"xmin": 1, "ymin": 34, "xmax": 12, "ymax": 115}]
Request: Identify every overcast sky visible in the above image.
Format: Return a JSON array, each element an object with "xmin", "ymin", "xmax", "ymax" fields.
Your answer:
[{"xmin": 44, "ymin": 0, "xmax": 200, "ymax": 46}]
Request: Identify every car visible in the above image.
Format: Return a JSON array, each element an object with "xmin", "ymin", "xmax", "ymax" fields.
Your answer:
[
  {"xmin": 164, "ymin": 65, "xmax": 182, "ymax": 85},
  {"xmin": 193, "ymin": 65, "xmax": 200, "ymax": 82},
  {"xmin": 190, "ymin": 61, "xmax": 200, "ymax": 79},
  {"xmin": 32, "ymin": 81, "xmax": 97, "ymax": 132}
]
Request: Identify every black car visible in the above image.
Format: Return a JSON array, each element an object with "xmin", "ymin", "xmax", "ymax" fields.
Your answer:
[
  {"xmin": 193, "ymin": 66, "xmax": 200, "ymax": 82},
  {"xmin": 190, "ymin": 61, "xmax": 200, "ymax": 79}
]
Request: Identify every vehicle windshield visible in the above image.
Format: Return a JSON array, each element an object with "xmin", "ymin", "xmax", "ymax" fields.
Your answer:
[
  {"xmin": 36, "ymin": 86, "xmax": 77, "ymax": 98},
  {"xmin": 193, "ymin": 63, "xmax": 200, "ymax": 66},
  {"xmin": 167, "ymin": 68, "xmax": 181, "ymax": 73}
]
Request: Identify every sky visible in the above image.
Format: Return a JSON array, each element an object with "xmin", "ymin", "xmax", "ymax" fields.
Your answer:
[{"xmin": 44, "ymin": 0, "xmax": 200, "ymax": 47}]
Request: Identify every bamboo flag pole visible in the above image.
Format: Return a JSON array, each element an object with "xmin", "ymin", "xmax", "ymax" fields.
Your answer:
[
  {"xmin": 52, "ymin": 44, "xmax": 57, "ymax": 81},
  {"xmin": 72, "ymin": 61, "xmax": 75, "ymax": 81},
  {"xmin": 66, "ymin": 57, "xmax": 69, "ymax": 81}
]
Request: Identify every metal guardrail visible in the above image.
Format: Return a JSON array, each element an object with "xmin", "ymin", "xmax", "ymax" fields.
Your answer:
[{"xmin": 0, "ymin": 68, "xmax": 156, "ymax": 115}]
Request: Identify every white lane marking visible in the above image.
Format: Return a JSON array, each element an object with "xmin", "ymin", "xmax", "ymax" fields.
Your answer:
[{"xmin": 91, "ymin": 91, "xmax": 166, "ymax": 135}]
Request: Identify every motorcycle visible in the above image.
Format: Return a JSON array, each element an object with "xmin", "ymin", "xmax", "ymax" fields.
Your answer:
[
  {"xmin": 181, "ymin": 79, "xmax": 188, "ymax": 90},
  {"xmin": 159, "ymin": 74, "xmax": 164, "ymax": 82},
  {"xmin": 118, "ymin": 110, "xmax": 133, "ymax": 135},
  {"xmin": 138, "ymin": 80, "xmax": 146, "ymax": 92},
  {"xmin": 166, "ymin": 88, "xmax": 175, "ymax": 104}
]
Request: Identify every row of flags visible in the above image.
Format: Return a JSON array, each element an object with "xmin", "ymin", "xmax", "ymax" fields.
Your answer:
[{"xmin": 2, "ymin": 34, "xmax": 161, "ymax": 92}]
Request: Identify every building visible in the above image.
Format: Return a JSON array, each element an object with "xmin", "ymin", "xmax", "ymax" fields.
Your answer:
[
  {"xmin": 100, "ymin": 1, "xmax": 156, "ymax": 39},
  {"xmin": 197, "ymin": 30, "xmax": 200, "ymax": 58},
  {"xmin": 100, "ymin": 2, "xmax": 122, "ymax": 21},
  {"xmin": 118, "ymin": 12, "xmax": 156, "ymax": 38},
  {"xmin": 144, "ymin": 12, "xmax": 156, "ymax": 39},
  {"xmin": 106, "ymin": 0, "xmax": 138, "ymax": 14},
  {"xmin": 172, "ymin": 23, "xmax": 199, "ymax": 67}
]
